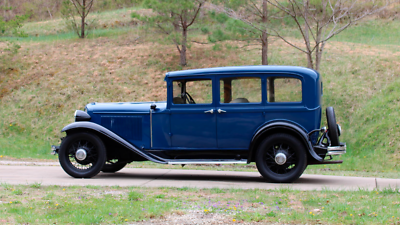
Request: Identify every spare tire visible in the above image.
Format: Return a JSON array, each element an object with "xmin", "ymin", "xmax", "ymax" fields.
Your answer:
[{"xmin": 326, "ymin": 107, "xmax": 340, "ymax": 146}]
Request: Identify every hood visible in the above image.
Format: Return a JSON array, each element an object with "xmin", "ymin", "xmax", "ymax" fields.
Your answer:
[{"xmin": 86, "ymin": 102, "xmax": 167, "ymax": 114}]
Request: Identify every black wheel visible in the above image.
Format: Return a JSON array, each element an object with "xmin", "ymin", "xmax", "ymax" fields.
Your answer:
[
  {"xmin": 59, "ymin": 132, "xmax": 106, "ymax": 178},
  {"xmin": 101, "ymin": 160, "xmax": 127, "ymax": 173},
  {"xmin": 326, "ymin": 107, "xmax": 340, "ymax": 146},
  {"xmin": 255, "ymin": 133, "xmax": 307, "ymax": 183}
]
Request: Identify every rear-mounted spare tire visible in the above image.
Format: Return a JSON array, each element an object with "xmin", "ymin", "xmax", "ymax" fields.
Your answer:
[{"xmin": 326, "ymin": 107, "xmax": 340, "ymax": 146}]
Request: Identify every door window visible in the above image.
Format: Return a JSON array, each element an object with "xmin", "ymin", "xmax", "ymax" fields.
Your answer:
[
  {"xmin": 219, "ymin": 77, "xmax": 261, "ymax": 103},
  {"xmin": 172, "ymin": 79, "xmax": 212, "ymax": 104}
]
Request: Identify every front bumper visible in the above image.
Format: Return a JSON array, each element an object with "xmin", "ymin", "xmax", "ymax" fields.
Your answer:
[{"xmin": 51, "ymin": 145, "xmax": 60, "ymax": 155}]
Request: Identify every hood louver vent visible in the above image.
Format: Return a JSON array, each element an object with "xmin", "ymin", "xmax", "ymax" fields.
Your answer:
[{"xmin": 101, "ymin": 116, "xmax": 142, "ymax": 141}]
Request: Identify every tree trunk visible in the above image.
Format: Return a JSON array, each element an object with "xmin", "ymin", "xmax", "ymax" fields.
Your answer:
[
  {"xmin": 314, "ymin": 25, "xmax": 326, "ymax": 72},
  {"xmin": 303, "ymin": 0, "xmax": 313, "ymax": 69},
  {"xmin": 261, "ymin": 0, "xmax": 268, "ymax": 65},
  {"xmin": 315, "ymin": 41, "xmax": 325, "ymax": 72},
  {"xmin": 307, "ymin": 52, "xmax": 314, "ymax": 70},
  {"xmin": 81, "ymin": 0, "xmax": 86, "ymax": 38},
  {"xmin": 180, "ymin": 26, "xmax": 187, "ymax": 66}
]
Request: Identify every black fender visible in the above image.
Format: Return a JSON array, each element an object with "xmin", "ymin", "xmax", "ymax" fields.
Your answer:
[
  {"xmin": 61, "ymin": 122, "xmax": 167, "ymax": 164},
  {"xmin": 247, "ymin": 121, "xmax": 323, "ymax": 163}
]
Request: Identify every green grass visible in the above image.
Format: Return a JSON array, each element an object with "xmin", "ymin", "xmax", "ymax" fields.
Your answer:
[
  {"xmin": 20, "ymin": 7, "xmax": 141, "ymax": 37},
  {"xmin": 331, "ymin": 19, "xmax": 400, "ymax": 46},
  {"xmin": 0, "ymin": 184, "xmax": 399, "ymax": 224},
  {"xmin": 0, "ymin": 136, "xmax": 53, "ymax": 159},
  {"xmin": 1, "ymin": 27, "xmax": 136, "ymax": 43}
]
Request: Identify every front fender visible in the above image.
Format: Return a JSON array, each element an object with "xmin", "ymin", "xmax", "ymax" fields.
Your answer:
[
  {"xmin": 61, "ymin": 122, "xmax": 167, "ymax": 164},
  {"xmin": 248, "ymin": 121, "xmax": 323, "ymax": 163}
]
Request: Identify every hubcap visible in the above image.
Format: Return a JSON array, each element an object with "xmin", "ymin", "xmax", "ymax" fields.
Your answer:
[
  {"xmin": 275, "ymin": 153, "xmax": 287, "ymax": 165},
  {"xmin": 75, "ymin": 149, "xmax": 87, "ymax": 161}
]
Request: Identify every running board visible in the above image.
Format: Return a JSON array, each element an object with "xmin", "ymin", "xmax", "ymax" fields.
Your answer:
[{"xmin": 167, "ymin": 159, "xmax": 247, "ymax": 165}]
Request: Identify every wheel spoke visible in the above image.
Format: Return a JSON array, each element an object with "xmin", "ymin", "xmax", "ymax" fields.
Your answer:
[
  {"xmin": 263, "ymin": 142, "xmax": 301, "ymax": 175},
  {"xmin": 66, "ymin": 139, "xmax": 98, "ymax": 171}
]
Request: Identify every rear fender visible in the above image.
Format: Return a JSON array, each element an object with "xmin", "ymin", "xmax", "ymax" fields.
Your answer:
[{"xmin": 248, "ymin": 122, "xmax": 323, "ymax": 163}]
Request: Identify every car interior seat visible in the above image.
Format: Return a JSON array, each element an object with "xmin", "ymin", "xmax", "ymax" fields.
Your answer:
[
  {"xmin": 230, "ymin": 98, "xmax": 249, "ymax": 103},
  {"xmin": 173, "ymin": 97, "xmax": 185, "ymax": 104}
]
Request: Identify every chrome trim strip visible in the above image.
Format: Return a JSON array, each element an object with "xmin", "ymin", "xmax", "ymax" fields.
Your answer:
[
  {"xmin": 150, "ymin": 109, "xmax": 153, "ymax": 148},
  {"xmin": 168, "ymin": 159, "xmax": 247, "ymax": 165}
]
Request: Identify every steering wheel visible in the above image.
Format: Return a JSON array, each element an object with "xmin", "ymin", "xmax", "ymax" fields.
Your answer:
[{"xmin": 184, "ymin": 92, "xmax": 196, "ymax": 104}]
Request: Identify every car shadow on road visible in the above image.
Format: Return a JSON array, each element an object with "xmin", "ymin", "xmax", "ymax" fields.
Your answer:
[{"xmin": 95, "ymin": 171, "xmax": 336, "ymax": 185}]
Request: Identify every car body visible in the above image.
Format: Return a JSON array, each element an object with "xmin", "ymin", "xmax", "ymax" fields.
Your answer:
[{"xmin": 53, "ymin": 66, "xmax": 346, "ymax": 182}]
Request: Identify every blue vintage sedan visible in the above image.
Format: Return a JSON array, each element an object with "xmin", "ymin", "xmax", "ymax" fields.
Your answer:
[{"xmin": 53, "ymin": 66, "xmax": 346, "ymax": 183}]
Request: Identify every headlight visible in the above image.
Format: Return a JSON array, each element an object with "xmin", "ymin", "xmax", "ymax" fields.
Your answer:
[{"xmin": 75, "ymin": 110, "xmax": 91, "ymax": 122}]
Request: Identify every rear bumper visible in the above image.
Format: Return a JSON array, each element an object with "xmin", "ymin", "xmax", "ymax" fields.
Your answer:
[
  {"xmin": 308, "ymin": 143, "xmax": 346, "ymax": 165},
  {"xmin": 312, "ymin": 142, "xmax": 346, "ymax": 161},
  {"xmin": 327, "ymin": 142, "xmax": 346, "ymax": 156}
]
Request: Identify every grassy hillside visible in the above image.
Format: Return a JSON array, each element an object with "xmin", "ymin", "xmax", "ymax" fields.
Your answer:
[{"xmin": 1, "ymin": 8, "xmax": 400, "ymax": 174}]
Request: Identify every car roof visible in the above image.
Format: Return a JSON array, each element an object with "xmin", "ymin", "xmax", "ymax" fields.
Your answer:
[{"xmin": 165, "ymin": 65, "xmax": 319, "ymax": 79}]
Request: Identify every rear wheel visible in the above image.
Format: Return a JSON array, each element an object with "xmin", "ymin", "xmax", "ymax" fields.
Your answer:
[
  {"xmin": 256, "ymin": 133, "xmax": 307, "ymax": 183},
  {"xmin": 326, "ymin": 107, "xmax": 340, "ymax": 146},
  {"xmin": 59, "ymin": 132, "xmax": 106, "ymax": 178},
  {"xmin": 101, "ymin": 160, "xmax": 127, "ymax": 173}
]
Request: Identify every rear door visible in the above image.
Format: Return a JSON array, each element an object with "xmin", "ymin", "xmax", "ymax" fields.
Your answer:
[{"xmin": 216, "ymin": 76, "xmax": 265, "ymax": 149}]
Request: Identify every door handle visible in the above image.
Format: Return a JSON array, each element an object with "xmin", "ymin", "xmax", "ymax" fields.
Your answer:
[
  {"xmin": 217, "ymin": 109, "xmax": 226, "ymax": 113},
  {"xmin": 204, "ymin": 109, "xmax": 214, "ymax": 114}
]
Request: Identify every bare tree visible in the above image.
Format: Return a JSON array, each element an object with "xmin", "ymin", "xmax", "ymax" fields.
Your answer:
[
  {"xmin": 212, "ymin": 0, "xmax": 271, "ymax": 65},
  {"xmin": 225, "ymin": 0, "xmax": 389, "ymax": 71},
  {"xmin": 62, "ymin": 0, "xmax": 94, "ymax": 38},
  {"xmin": 267, "ymin": 0, "xmax": 389, "ymax": 71},
  {"xmin": 137, "ymin": 0, "xmax": 206, "ymax": 66}
]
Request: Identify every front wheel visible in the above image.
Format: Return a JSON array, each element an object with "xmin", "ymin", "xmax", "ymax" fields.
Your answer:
[
  {"xmin": 256, "ymin": 133, "xmax": 307, "ymax": 183},
  {"xmin": 59, "ymin": 132, "xmax": 106, "ymax": 178}
]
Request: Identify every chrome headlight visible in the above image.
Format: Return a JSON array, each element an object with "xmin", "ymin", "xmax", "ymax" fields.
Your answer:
[{"xmin": 75, "ymin": 110, "xmax": 91, "ymax": 122}]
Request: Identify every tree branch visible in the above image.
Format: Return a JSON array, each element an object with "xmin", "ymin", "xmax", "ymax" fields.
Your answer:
[
  {"xmin": 69, "ymin": 0, "xmax": 83, "ymax": 17},
  {"xmin": 187, "ymin": 2, "xmax": 203, "ymax": 27},
  {"xmin": 270, "ymin": 28, "xmax": 308, "ymax": 54},
  {"xmin": 84, "ymin": 0, "xmax": 95, "ymax": 17}
]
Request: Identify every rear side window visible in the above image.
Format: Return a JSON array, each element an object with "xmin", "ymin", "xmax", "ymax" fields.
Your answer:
[{"xmin": 267, "ymin": 77, "xmax": 302, "ymax": 103}]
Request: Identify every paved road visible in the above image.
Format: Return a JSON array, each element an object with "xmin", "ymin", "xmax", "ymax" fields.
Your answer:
[{"xmin": 1, "ymin": 164, "xmax": 400, "ymax": 190}]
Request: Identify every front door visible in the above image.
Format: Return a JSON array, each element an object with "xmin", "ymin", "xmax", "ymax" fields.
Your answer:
[{"xmin": 170, "ymin": 78, "xmax": 217, "ymax": 148}]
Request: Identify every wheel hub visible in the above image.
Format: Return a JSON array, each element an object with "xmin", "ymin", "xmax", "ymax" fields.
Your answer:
[
  {"xmin": 275, "ymin": 153, "xmax": 287, "ymax": 165},
  {"xmin": 75, "ymin": 149, "xmax": 87, "ymax": 161}
]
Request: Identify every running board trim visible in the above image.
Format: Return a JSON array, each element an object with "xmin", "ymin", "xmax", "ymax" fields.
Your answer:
[{"xmin": 167, "ymin": 159, "xmax": 247, "ymax": 165}]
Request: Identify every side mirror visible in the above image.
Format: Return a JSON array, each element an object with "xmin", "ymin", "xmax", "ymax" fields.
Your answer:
[{"xmin": 150, "ymin": 104, "xmax": 157, "ymax": 110}]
